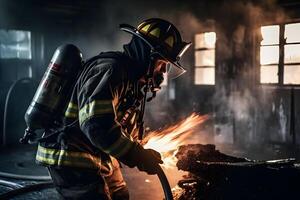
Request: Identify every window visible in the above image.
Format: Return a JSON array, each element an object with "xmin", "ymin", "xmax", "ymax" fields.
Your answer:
[
  {"xmin": 0, "ymin": 29, "xmax": 32, "ymax": 80},
  {"xmin": 0, "ymin": 29, "xmax": 31, "ymax": 59},
  {"xmin": 194, "ymin": 32, "xmax": 216, "ymax": 85},
  {"xmin": 260, "ymin": 23, "xmax": 300, "ymax": 85}
]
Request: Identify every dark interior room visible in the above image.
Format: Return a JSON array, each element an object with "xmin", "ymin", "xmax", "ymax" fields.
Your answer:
[{"xmin": 0, "ymin": 0, "xmax": 300, "ymax": 199}]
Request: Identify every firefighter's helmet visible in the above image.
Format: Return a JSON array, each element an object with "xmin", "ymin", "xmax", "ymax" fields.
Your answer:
[{"xmin": 120, "ymin": 18, "xmax": 191, "ymax": 78}]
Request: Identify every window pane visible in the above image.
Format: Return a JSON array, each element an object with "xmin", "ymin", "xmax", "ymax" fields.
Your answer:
[
  {"xmin": 0, "ymin": 30, "xmax": 31, "ymax": 59},
  {"xmin": 260, "ymin": 46, "xmax": 279, "ymax": 65},
  {"xmin": 285, "ymin": 23, "xmax": 300, "ymax": 43},
  {"xmin": 195, "ymin": 67, "xmax": 215, "ymax": 85},
  {"xmin": 261, "ymin": 25, "xmax": 279, "ymax": 45},
  {"xmin": 284, "ymin": 44, "xmax": 300, "ymax": 63},
  {"xmin": 284, "ymin": 65, "xmax": 300, "ymax": 84},
  {"xmin": 195, "ymin": 50, "xmax": 215, "ymax": 66},
  {"xmin": 260, "ymin": 65, "xmax": 278, "ymax": 83},
  {"xmin": 195, "ymin": 32, "xmax": 216, "ymax": 49}
]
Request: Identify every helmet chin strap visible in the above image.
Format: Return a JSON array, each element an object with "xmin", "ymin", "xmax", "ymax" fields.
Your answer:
[{"xmin": 137, "ymin": 51, "xmax": 159, "ymax": 140}]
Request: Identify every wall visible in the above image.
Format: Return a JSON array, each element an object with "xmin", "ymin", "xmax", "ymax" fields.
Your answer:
[
  {"xmin": 184, "ymin": 0, "xmax": 300, "ymax": 156},
  {"xmin": 0, "ymin": 0, "xmax": 299, "ymax": 153}
]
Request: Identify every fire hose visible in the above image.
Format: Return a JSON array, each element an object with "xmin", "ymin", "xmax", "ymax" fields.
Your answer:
[
  {"xmin": 0, "ymin": 165, "xmax": 173, "ymax": 200},
  {"xmin": 156, "ymin": 164, "xmax": 174, "ymax": 200}
]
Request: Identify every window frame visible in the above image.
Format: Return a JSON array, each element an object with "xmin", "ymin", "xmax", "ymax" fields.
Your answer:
[
  {"xmin": 260, "ymin": 21, "xmax": 300, "ymax": 87},
  {"xmin": 194, "ymin": 32, "xmax": 216, "ymax": 86},
  {"xmin": 0, "ymin": 28, "xmax": 33, "ymax": 81},
  {"xmin": 0, "ymin": 29, "xmax": 32, "ymax": 60}
]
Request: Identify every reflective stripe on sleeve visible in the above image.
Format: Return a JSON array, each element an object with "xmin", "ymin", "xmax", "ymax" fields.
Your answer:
[
  {"xmin": 65, "ymin": 102, "xmax": 78, "ymax": 118},
  {"xmin": 79, "ymin": 100, "xmax": 114, "ymax": 125},
  {"xmin": 36, "ymin": 145, "xmax": 101, "ymax": 169},
  {"xmin": 103, "ymin": 134, "xmax": 134, "ymax": 158}
]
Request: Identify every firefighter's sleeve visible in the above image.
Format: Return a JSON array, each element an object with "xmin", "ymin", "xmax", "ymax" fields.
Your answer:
[{"xmin": 78, "ymin": 64, "xmax": 134, "ymax": 158}]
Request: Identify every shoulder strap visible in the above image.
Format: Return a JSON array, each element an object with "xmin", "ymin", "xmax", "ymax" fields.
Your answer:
[
  {"xmin": 75, "ymin": 51, "xmax": 127, "ymax": 89},
  {"xmin": 83, "ymin": 51, "xmax": 128, "ymax": 67}
]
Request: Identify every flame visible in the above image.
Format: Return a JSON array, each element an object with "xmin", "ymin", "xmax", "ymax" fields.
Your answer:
[{"xmin": 142, "ymin": 113, "xmax": 209, "ymax": 168}]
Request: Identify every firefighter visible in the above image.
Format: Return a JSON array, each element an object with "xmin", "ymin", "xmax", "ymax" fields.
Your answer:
[{"xmin": 36, "ymin": 18, "xmax": 191, "ymax": 200}]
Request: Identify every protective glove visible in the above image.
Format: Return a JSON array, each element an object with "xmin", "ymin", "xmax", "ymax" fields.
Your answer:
[{"xmin": 118, "ymin": 142, "xmax": 163, "ymax": 175}]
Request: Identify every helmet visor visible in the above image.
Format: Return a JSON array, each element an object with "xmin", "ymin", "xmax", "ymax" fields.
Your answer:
[
  {"xmin": 166, "ymin": 61, "xmax": 186, "ymax": 79},
  {"xmin": 156, "ymin": 42, "xmax": 191, "ymax": 80}
]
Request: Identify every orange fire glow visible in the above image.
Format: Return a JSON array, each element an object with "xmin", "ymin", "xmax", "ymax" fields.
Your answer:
[{"xmin": 142, "ymin": 113, "xmax": 209, "ymax": 168}]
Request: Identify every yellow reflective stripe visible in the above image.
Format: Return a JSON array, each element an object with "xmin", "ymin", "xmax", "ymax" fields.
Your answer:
[
  {"xmin": 37, "ymin": 145, "xmax": 98, "ymax": 159},
  {"xmin": 140, "ymin": 24, "xmax": 151, "ymax": 32},
  {"xmin": 36, "ymin": 154, "xmax": 97, "ymax": 168},
  {"xmin": 165, "ymin": 36, "xmax": 174, "ymax": 47},
  {"xmin": 38, "ymin": 146, "xmax": 101, "ymax": 161},
  {"xmin": 79, "ymin": 100, "xmax": 113, "ymax": 125},
  {"xmin": 104, "ymin": 134, "xmax": 134, "ymax": 158},
  {"xmin": 65, "ymin": 102, "xmax": 78, "ymax": 118},
  {"xmin": 36, "ymin": 145, "xmax": 101, "ymax": 168},
  {"xmin": 65, "ymin": 112, "xmax": 78, "ymax": 118},
  {"xmin": 149, "ymin": 28, "xmax": 160, "ymax": 38},
  {"xmin": 67, "ymin": 102, "xmax": 78, "ymax": 110},
  {"xmin": 36, "ymin": 154, "xmax": 56, "ymax": 165}
]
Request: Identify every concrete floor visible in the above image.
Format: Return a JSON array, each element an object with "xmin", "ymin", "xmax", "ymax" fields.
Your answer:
[{"xmin": 0, "ymin": 145, "xmax": 183, "ymax": 200}]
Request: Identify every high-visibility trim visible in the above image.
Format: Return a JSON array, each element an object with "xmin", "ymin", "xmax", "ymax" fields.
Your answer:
[
  {"xmin": 149, "ymin": 28, "xmax": 160, "ymax": 38},
  {"xmin": 36, "ymin": 145, "xmax": 101, "ymax": 169},
  {"xmin": 165, "ymin": 36, "xmax": 174, "ymax": 48},
  {"xmin": 36, "ymin": 154, "xmax": 98, "ymax": 168},
  {"xmin": 65, "ymin": 102, "xmax": 78, "ymax": 118},
  {"xmin": 79, "ymin": 100, "xmax": 114, "ymax": 125},
  {"xmin": 140, "ymin": 24, "xmax": 151, "ymax": 33},
  {"xmin": 65, "ymin": 112, "xmax": 78, "ymax": 118},
  {"xmin": 67, "ymin": 102, "xmax": 78, "ymax": 110},
  {"xmin": 103, "ymin": 134, "xmax": 134, "ymax": 158}
]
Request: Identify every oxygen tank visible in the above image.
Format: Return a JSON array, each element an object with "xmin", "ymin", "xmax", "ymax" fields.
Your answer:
[{"xmin": 20, "ymin": 44, "xmax": 83, "ymax": 144}]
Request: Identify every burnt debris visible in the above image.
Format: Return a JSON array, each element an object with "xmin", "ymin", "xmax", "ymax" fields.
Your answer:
[{"xmin": 174, "ymin": 144, "xmax": 300, "ymax": 200}]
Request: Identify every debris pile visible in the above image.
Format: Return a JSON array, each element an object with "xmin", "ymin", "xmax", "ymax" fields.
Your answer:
[{"xmin": 174, "ymin": 144, "xmax": 300, "ymax": 200}]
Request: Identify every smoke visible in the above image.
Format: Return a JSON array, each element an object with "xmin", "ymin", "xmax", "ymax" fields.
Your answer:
[
  {"xmin": 278, "ymin": 98, "xmax": 288, "ymax": 142},
  {"xmin": 208, "ymin": 1, "xmax": 293, "ymax": 148},
  {"xmin": 67, "ymin": 0, "xmax": 196, "ymax": 58},
  {"xmin": 0, "ymin": 0, "xmax": 295, "ymax": 150},
  {"xmin": 139, "ymin": 1, "xmax": 294, "ymax": 150},
  {"xmin": 228, "ymin": 89, "xmax": 256, "ymax": 121},
  {"xmin": 0, "ymin": 1, "xmax": 14, "ymax": 28}
]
